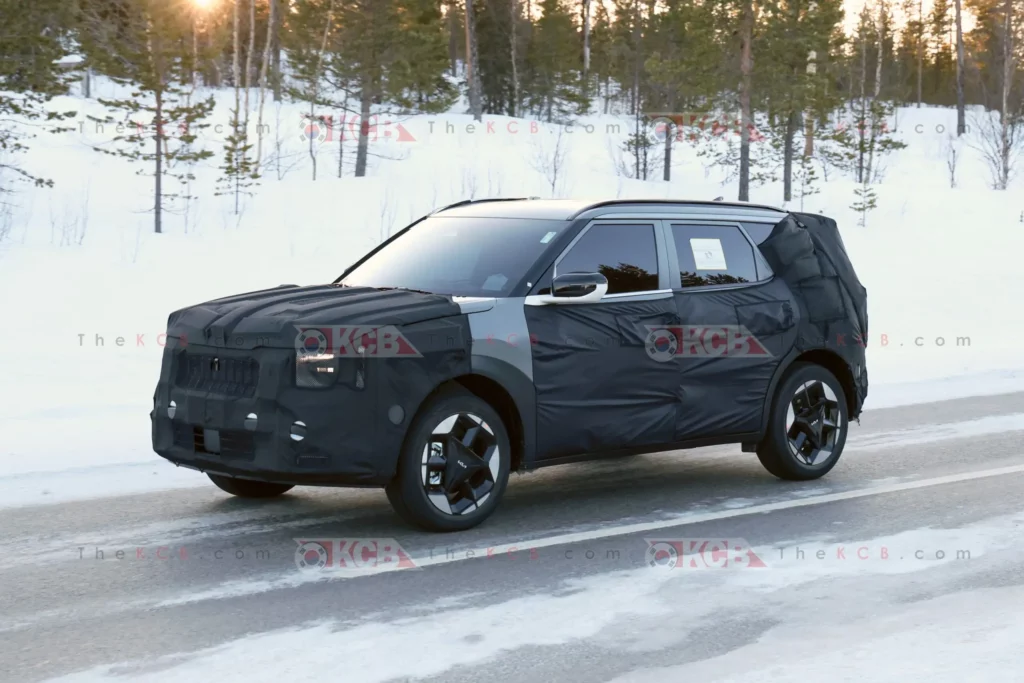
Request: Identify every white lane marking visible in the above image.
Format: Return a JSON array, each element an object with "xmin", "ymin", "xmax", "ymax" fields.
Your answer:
[
  {"xmin": 5, "ymin": 462, "xmax": 1024, "ymax": 633},
  {"xmin": 155, "ymin": 463, "xmax": 1024, "ymax": 606},
  {"xmin": 410, "ymin": 463, "xmax": 1024, "ymax": 569},
  {"xmin": 45, "ymin": 511, "xmax": 1024, "ymax": 683},
  {"xmin": 7, "ymin": 408, "xmax": 1015, "ymax": 564}
]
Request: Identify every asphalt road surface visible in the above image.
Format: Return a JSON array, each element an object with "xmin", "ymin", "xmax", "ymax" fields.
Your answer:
[{"xmin": 3, "ymin": 392, "xmax": 1024, "ymax": 682}]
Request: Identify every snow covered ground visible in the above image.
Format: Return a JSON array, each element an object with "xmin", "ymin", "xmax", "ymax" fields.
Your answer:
[
  {"xmin": 46, "ymin": 510, "xmax": 1024, "ymax": 683},
  {"xmin": 1, "ymin": 79, "xmax": 1023, "ymax": 506}
]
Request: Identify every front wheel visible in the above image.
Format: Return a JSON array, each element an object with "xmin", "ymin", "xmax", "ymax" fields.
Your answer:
[
  {"xmin": 386, "ymin": 387, "xmax": 510, "ymax": 532},
  {"xmin": 208, "ymin": 474, "xmax": 294, "ymax": 498},
  {"xmin": 757, "ymin": 363, "xmax": 849, "ymax": 481}
]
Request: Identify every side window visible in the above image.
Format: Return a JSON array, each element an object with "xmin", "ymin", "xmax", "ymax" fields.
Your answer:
[
  {"xmin": 741, "ymin": 222, "xmax": 775, "ymax": 245},
  {"xmin": 671, "ymin": 224, "xmax": 759, "ymax": 289},
  {"xmin": 556, "ymin": 223, "xmax": 659, "ymax": 295}
]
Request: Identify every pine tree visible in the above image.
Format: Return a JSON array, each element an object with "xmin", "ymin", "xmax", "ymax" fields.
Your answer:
[
  {"xmin": 83, "ymin": 0, "xmax": 215, "ymax": 234},
  {"xmin": 0, "ymin": 0, "xmax": 76, "ymax": 194},
  {"xmin": 524, "ymin": 0, "xmax": 586, "ymax": 120},
  {"xmin": 286, "ymin": 0, "xmax": 339, "ymax": 181},
  {"xmin": 927, "ymin": 0, "xmax": 956, "ymax": 104},
  {"xmin": 289, "ymin": 0, "xmax": 455, "ymax": 178},
  {"xmin": 758, "ymin": 0, "xmax": 845, "ymax": 202},
  {"xmin": 643, "ymin": 0, "xmax": 724, "ymax": 181},
  {"xmin": 217, "ymin": 104, "xmax": 259, "ymax": 215},
  {"xmin": 851, "ymin": 183, "xmax": 877, "ymax": 227}
]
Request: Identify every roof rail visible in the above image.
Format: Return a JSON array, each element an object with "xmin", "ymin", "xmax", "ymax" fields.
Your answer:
[
  {"xmin": 567, "ymin": 198, "xmax": 784, "ymax": 220},
  {"xmin": 430, "ymin": 197, "xmax": 536, "ymax": 215}
]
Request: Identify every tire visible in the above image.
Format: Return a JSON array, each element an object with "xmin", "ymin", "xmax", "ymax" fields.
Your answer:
[
  {"xmin": 386, "ymin": 386, "xmax": 511, "ymax": 532},
  {"xmin": 757, "ymin": 362, "xmax": 849, "ymax": 481},
  {"xmin": 208, "ymin": 473, "xmax": 294, "ymax": 498}
]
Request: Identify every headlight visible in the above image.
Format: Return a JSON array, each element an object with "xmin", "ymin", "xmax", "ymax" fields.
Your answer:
[{"xmin": 295, "ymin": 353, "xmax": 339, "ymax": 389}]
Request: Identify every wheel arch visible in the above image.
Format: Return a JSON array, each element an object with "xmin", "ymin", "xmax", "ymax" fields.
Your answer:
[
  {"xmin": 411, "ymin": 362, "xmax": 536, "ymax": 473},
  {"xmin": 452, "ymin": 374, "xmax": 528, "ymax": 472},
  {"xmin": 761, "ymin": 349, "xmax": 858, "ymax": 434}
]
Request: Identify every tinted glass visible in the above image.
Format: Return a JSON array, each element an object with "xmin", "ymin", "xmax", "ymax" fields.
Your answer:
[
  {"xmin": 556, "ymin": 223, "xmax": 659, "ymax": 294},
  {"xmin": 672, "ymin": 224, "xmax": 759, "ymax": 288},
  {"xmin": 741, "ymin": 222, "xmax": 775, "ymax": 244},
  {"xmin": 341, "ymin": 217, "xmax": 568, "ymax": 297}
]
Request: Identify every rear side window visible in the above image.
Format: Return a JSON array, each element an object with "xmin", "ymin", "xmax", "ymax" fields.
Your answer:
[
  {"xmin": 741, "ymin": 222, "xmax": 776, "ymax": 244},
  {"xmin": 671, "ymin": 224, "xmax": 759, "ymax": 288},
  {"xmin": 556, "ymin": 223, "xmax": 659, "ymax": 294}
]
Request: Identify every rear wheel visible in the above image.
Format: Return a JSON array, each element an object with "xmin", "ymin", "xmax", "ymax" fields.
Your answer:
[
  {"xmin": 208, "ymin": 474, "xmax": 294, "ymax": 498},
  {"xmin": 386, "ymin": 387, "xmax": 510, "ymax": 532},
  {"xmin": 757, "ymin": 363, "xmax": 849, "ymax": 481}
]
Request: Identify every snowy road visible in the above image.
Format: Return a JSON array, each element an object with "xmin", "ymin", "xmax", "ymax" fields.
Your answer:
[{"xmin": 3, "ymin": 392, "xmax": 1024, "ymax": 682}]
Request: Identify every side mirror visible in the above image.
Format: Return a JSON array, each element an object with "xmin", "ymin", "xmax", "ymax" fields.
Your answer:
[{"xmin": 530, "ymin": 272, "xmax": 608, "ymax": 305}]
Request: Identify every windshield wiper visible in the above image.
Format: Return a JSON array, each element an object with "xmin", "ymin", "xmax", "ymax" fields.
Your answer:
[{"xmin": 373, "ymin": 286, "xmax": 437, "ymax": 296}]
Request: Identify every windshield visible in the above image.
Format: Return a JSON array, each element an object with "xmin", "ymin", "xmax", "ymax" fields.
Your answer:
[{"xmin": 340, "ymin": 216, "xmax": 569, "ymax": 297}]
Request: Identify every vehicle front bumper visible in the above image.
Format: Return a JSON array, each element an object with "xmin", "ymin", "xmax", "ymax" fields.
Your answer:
[{"xmin": 150, "ymin": 342, "xmax": 397, "ymax": 487}]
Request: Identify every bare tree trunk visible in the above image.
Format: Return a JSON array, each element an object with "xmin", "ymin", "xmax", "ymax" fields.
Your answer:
[
  {"xmin": 255, "ymin": 0, "xmax": 276, "ymax": 172},
  {"xmin": 804, "ymin": 51, "xmax": 816, "ymax": 157},
  {"xmin": 155, "ymin": 87, "xmax": 163, "ymax": 234},
  {"xmin": 784, "ymin": 111, "xmax": 797, "ymax": 202},
  {"xmin": 355, "ymin": 86, "xmax": 372, "ymax": 177},
  {"xmin": 510, "ymin": 0, "xmax": 520, "ymax": 116},
  {"xmin": 858, "ymin": 36, "xmax": 868, "ymax": 184},
  {"xmin": 998, "ymin": 0, "xmax": 1013, "ymax": 188},
  {"xmin": 151, "ymin": 25, "xmax": 165, "ymax": 234},
  {"xmin": 663, "ymin": 122, "xmax": 672, "ymax": 182},
  {"xmin": 583, "ymin": 0, "xmax": 591, "ymax": 78},
  {"xmin": 738, "ymin": 0, "xmax": 754, "ymax": 201},
  {"xmin": 233, "ymin": 0, "xmax": 241, "ymax": 99},
  {"xmin": 465, "ymin": 0, "xmax": 483, "ymax": 121},
  {"xmin": 448, "ymin": 0, "xmax": 459, "ymax": 76},
  {"xmin": 916, "ymin": 0, "xmax": 923, "ymax": 107},
  {"xmin": 632, "ymin": 0, "xmax": 641, "ymax": 179},
  {"xmin": 309, "ymin": 0, "xmax": 336, "ymax": 182},
  {"xmin": 230, "ymin": 1, "xmax": 244, "ymax": 212},
  {"xmin": 271, "ymin": 0, "xmax": 282, "ymax": 101},
  {"xmin": 244, "ymin": 0, "xmax": 255, "ymax": 115},
  {"xmin": 867, "ymin": 1, "xmax": 884, "ymax": 182},
  {"xmin": 874, "ymin": 1, "xmax": 884, "ymax": 99},
  {"xmin": 338, "ymin": 92, "xmax": 349, "ymax": 178},
  {"xmin": 954, "ymin": 0, "xmax": 966, "ymax": 135},
  {"xmin": 192, "ymin": 11, "xmax": 200, "ymax": 87}
]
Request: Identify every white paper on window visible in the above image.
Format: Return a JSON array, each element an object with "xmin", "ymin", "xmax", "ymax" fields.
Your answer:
[{"xmin": 690, "ymin": 238, "xmax": 728, "ymax": 271}]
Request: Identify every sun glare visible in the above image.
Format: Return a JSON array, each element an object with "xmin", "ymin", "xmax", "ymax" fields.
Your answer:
[{"xmin": 191, "ymin": 0, "xmax": 217, "ymax": 10}]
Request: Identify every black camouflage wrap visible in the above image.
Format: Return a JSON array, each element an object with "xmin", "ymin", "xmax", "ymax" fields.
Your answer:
[
  {"xmin": 669, "ymin": 277, "xmax": 798, "ymax": 440},
  {"xmin": 525, "ymin": 297, "xmax": 682, "ymax": 460},
  {"xmin": 151, "ymin": 209, "xmax": 868, "ymax": 484},
  {"xmin": 524, "ymin": 210, "xmax": 867, "ymax": 462},
  {"xmin": 151, "ymin": 285, "xmax": 471, "ymax": 485},
  {"xmin": 759, "ymin": 212, "xmax": 869, "ymax": 415}
]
